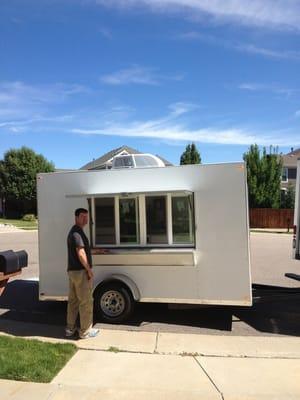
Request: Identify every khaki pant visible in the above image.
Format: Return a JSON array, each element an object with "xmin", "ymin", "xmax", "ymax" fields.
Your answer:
[{"xmin": 66, "ymin": 270, "xmax": 93, "ymax": 337}]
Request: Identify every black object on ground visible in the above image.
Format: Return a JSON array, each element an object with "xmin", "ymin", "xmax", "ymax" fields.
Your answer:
[
  {"xmin": 252, "ymin": 283, "xmax": 300, "ymax": 303},
  {"xmin": 0, "ymin": 250, "xmax": 28, "ymax": 274},
  {"xmin": 285, "ymin": 273, "xmax": 300, "ymax": 282}
]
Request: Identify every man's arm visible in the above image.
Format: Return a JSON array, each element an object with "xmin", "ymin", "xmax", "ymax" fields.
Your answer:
[{"xmin": 76, "ymin": 247, "xmax": 93, "ymax": 280}]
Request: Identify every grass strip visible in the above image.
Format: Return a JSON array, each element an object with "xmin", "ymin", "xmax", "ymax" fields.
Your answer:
[
  {"xmin": 0, "ymin": 218, "xmax": 38, "ymax": 230},
  {"xmin": 0, "ymin": 335, "xmax": 77, "ymax": 383}
]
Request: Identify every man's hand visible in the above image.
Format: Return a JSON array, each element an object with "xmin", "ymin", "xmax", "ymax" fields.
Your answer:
[{"xmin": 87, "ymin": 268, "xmax": 94, "ymax": 280}]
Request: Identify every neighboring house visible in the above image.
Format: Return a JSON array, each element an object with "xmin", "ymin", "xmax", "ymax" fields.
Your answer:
[
  {"xmin": 80, "ymin": 145, "xmax": 173, "ymax": 170},
  {"xmin": 281, "ymin": 148, "xmax": 300, "ymax": 191}
]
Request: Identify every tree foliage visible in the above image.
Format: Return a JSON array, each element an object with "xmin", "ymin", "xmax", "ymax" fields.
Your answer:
[
  {"xmin": 243, "ymin": 144, "xmax": 283, "ymax": 209},
  {"xmin": 180, "ymin": 143, "xmax": 201, "ymax": 165},
  {"xmin": 281, "ymin": 184, "xmax": 295, "ymax": 209},
  {"xmin": 0, "ymin": 147, "xmax": 54, "ymax": 201}
]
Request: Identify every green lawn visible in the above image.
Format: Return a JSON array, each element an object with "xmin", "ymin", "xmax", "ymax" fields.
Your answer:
[
  {"xmin": 0, "ymin": 218, "xmax": 38, "ymax": 230},
  {"xmin": 0, "ymin": 336, "xmax": 77, "ymax": 383}
]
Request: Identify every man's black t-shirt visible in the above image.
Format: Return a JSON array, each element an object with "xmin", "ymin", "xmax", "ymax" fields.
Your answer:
[{"xmin": 67, "ymin": 225, "xmax": 92, "ymax": 271}]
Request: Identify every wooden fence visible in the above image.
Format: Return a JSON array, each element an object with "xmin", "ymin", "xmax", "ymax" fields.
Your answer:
[{"xmin": 249, "ymin": 208, "xmax": 294, "ymax": 229}]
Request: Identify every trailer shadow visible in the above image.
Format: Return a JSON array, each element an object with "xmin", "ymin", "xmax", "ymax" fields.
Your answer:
[
  {"xmin": 233, "ymin": 299, "xmax": 300, "ymax": 337},
  {"xmin": 0, "ymin": 280, "xmax": 299, "ymax": 337},
  {"xmin": 122, "ymin": 303, "xmax": 234, "ymax": 332}
]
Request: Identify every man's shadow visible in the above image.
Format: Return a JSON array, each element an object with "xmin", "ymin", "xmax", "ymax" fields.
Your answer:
[{"xmin": 0, "ymin": 279, "xmax": 68, "ymax": 339}]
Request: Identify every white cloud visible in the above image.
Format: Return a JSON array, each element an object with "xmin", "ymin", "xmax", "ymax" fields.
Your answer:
[
  {"xmin": 71, "ymin": 102, "xmax": 299, "ymax": 146},
  {"xmin": 100, "ymin": 65, "xmax": 159, "ymax": 85},
  {"xmin": 98, "ymin": 27, "xmax": 112, "ymax": 39},
  {"xmin": 0, "ymin": 81, "xmax": 86, "ymax": 133},
  {"xmin": 73, "ymin": 123, "xmax": 296, "ymax": 146},
  {"xmin": 100, "ymin": 65, "xmax": 183, "ymax": 86},
  {"xmin": 178, "ymin": 32, "xmax": 300, "ymax": 62},
  {"xmin": 238, "ymin": 83, "xmax": 297, "ymax": 97},
  {"xmin": 236, "ymin": 44, "xmax": 300, "ymax": 61},
  {"xmin": 0, "ymin": 81, "xmax": 87, "ymax": 106},
  {"xmin": 95, "ymin": 0, "xmax": 300, "ymax": 31}
]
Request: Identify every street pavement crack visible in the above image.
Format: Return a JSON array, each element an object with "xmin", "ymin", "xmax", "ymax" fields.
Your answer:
[
  {"xmin": 193, "ymin": 356, "xmax": 224, "ymax": 400},
  {"xmin": 154, "ymin": 332, "xmax": 159, "ymax": 353}
]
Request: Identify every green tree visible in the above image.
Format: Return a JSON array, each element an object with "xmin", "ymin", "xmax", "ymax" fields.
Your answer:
[
  {"xmin": 180, "ymin": 143, "xmax": 201, "ymax": 165},
  {"xmin": 0, "ymin": 147, "xmax": 54, "ymax": 215},
  {"xmin": 243, "ymin": 144, "xmax": 282, "ymax": 208},
  {"xmin": 281, "ymin": 184, "xmax": 295, "ymax": 209}
]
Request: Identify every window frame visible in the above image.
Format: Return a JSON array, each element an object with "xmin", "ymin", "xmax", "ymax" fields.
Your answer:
[
  {"xmin": 92, "ymin": 196, "xmax": 116, "ymax": 246},
  {"xmin": 171, "ymin": 193, "xmax": 195, "ymax": 245},
  {"xmin": 282, "ymin": 167, "xmax": 288, "ymax": 183},
  {"xmin": 119, "ymin": 195, "xmax": 140, "ymax": 245},
  {"xmin": 91, "ymin": 192, "xmax": 195, "ymax": 248}
]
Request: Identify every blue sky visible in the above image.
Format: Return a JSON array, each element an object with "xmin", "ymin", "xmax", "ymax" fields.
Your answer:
[{"xmin": 1, "ymin": 0, "xmax": 300, "ymax": 168}]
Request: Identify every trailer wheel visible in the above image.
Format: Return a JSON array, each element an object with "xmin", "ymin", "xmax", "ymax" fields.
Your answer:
[{"xmin": 94, "ymin": 282, "xmax": 134, "ymax": 323}]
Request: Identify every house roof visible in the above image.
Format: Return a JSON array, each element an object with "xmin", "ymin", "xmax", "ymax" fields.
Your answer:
[
  {"xmin": 155, "ymin": 154, "xmax": 173, "ymax": 166},
  {"xmin": 282, "ymin": 148, "xmax": 300, "ymax": 168},
  {"xmin": 80, "ymin": 145, "xmax": 142, "ymax": 170},
  {"xmin": 80, "ymin": 145, "xmax": 173, "ymax": 170}
]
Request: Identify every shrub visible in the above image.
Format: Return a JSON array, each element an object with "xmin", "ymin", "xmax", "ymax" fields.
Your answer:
[{"xmin": 22, "ymin": 214, "xmax": 36, "ymax": 222}]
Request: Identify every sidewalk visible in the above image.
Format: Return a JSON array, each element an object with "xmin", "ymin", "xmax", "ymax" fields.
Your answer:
[
  {"xmin": 0, "ymin": 224, "xmax": 23, "ymax": 233},
  {"xmin": 1, "ymin": 319, "xmax": 300, "ymax": 399}
]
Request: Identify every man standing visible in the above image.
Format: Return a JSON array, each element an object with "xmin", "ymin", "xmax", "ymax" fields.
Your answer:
[{"xmin": 66, "ymin": 208, "xmax": 99, "ymax": 339}]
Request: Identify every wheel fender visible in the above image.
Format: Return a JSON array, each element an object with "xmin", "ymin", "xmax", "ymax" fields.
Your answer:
[{"xmin": 95, "ymin": 274, "xmax": 140, "ymax": 301}]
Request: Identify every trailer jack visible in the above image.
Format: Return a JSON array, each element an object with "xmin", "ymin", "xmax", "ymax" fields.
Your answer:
[{"xmin": 0, "ymin": 271, "xmax": 21, "ymax": 296}]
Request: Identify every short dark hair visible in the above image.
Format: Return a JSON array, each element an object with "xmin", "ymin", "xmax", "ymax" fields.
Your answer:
[{"xmin": 75, "ymin": 208, "xmax": 88, "ymax": 217}]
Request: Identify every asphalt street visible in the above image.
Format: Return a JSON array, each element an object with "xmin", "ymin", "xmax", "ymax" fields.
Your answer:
[{"xmin": 0, "ymin": 230, "xmax": 300, "ymax": 337}]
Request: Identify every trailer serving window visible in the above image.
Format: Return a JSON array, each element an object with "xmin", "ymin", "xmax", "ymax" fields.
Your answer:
[{"xmin": 92, "ymin": 192, "xmax": 195, "ymax": 247}]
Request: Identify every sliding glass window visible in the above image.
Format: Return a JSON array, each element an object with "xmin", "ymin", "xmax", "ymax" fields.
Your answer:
[
  {"xmin": 172, "ymin": 195, "xmax": 194, "ymax": 244},
  {"xmin": 119, "ymin": 197, "xmax": 139, "ymax": 244},
  {"xmin": 95, "ymin": 197, "xmax": 116, "ymax": 245},
  {"xmin": 146, "ymin": 196, "xmax": 168, "ymax": 244}
]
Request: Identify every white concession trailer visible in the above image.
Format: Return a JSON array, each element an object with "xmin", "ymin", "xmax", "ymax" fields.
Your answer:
[
  {"xmin": 37, "ymin": 162, "xmax": 252, "ymax": 322},
  {"xmin": 293, "ymin": 158, "xmax": 300, "ymax": 260}
]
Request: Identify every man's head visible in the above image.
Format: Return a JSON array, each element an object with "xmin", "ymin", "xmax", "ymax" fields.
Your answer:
[{"xmin": 75, "ymin": 208, "xmax": 88, "ymax": 228}]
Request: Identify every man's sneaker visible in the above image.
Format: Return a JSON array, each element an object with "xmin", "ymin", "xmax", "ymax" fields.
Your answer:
[
  {"xmin": 79, "ymin": 328, "xmax": 99, "ymax": 339},
  {"xmin": 65, "ymin": 328, "xmax": 77, "ymax": 337}
]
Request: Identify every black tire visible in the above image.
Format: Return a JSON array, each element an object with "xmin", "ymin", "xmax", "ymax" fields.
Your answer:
[{"xmin": 93, "ymin": 282, "xmax": 134, "ymax": 323}]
